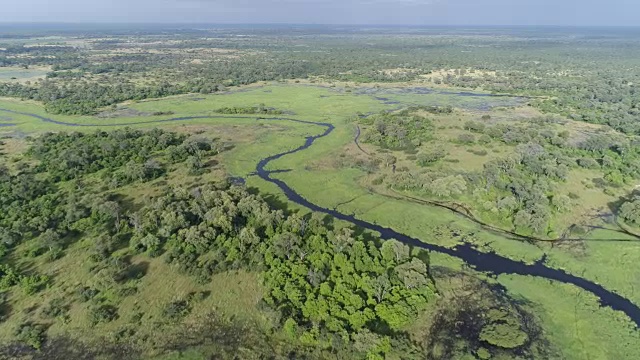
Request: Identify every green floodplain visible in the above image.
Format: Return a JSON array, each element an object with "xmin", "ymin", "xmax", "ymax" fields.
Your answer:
[{"xmin": 1, "ymin": 81, "xmax": 640, "ymax": 359}]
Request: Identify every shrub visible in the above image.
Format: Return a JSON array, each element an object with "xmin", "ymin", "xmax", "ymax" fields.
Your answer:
[
  {"xmin": 477, "ymin": 347, "xmax": 492, "ymax": 359},
  {"xmin": 479, "ymin": 309, "xmax": 528, "ymax": 349},
  {"xmin": 468, "ymin": 149, "xmax": 488, "ymax": 156},
  {"xmin": 570, "ymin": 225, "xmax": 588, "ymax": 235},
  {"xmin": 187, "ymin": 291, "xmax": 210, "ymax": 302},
  {"xmin": 152, "ymin": 111, "xmax": 175, "ymax": 116},
  {"xmin": 0, "ymin": 265, "xmax": 20, "ymax": 291},
  {"xmin": 416, "ymin": 149, "xmax": 446, "ymax": 167},
  {"xmin": 14, "ymin": 323, "xmax": 47, "ymax": 349},
  {"xmin": 45, "ymin": 247, "xmax": 64, "ymax": 262},
  {"xmin": 464, "ymin": 121, "xmax": 486, "ymax": 132},
  {"xmin": 568, "ymin": 192, "xmax": 580, "ymax": 200},
  {"xmin": 457, "ymin": 133, "xmax": 475, "ymax": 144},
  {"xmin": 163, "ymin": 300, "xmax": 191, "ymax": 321},
  {"xmin": 20, "ymin": 274, "xmax": 49, "ymax": 295},
  {"xmin": 577, "ymin": 157, "xmax": 599, "ymax": 169},
  {"xmin": 478, "ymin": 134, "xmax": 492, "ymax": 145},
  {"xmin": 77, "ymin": 286, "xmax": 99, "ymax": 302},
  {"xmin": 41, "ymin": 298, "xmax": 69, "ymax": 319},
  {"xmin": 88, "ymin": 304, "xmax": 119, "ymax": 325}
]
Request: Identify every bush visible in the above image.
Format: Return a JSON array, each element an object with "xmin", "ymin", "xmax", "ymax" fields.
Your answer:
[
  {"xmin": 478, "ymin": 134, "xmax": 492, "ymax": 145},
  {"xmin": 14, "ymin": 323, "xmax": 47, "ymax": 349},
  {"xmin": 77, "ymin": 286, "xmax": 99, "ymax": 302},
  {"xmin": 41, "ymin": 298, "xmax": 69, "ymax": 319},
  {"xmin": 468, "ymin": 149, "xmax": 488, "ymax": 156},
  {"xmin": 117, "ymin": 286, "xmax": 138, "ymax": 297},
  {"xmin": 457, "ymin": 133, "xmax": 475, "ymax": 144},
  {"xmin": 163, "ymin": 300, "xmax": 191, "ymax": 321},
  {"xmin": 568, "ymin": 192, "xmax": 580, "ymax": 200},
  {"xmin": 187, "ymin": 291, "xmax": 210, "ymax": 302},
  {"xmin": 19, "ymin": 274, "xmax": 49, "ymax": 295},
  {"xmin": 477, "ymin": 347, "xmax": 492, "ymax": 360},
  {"xmin": 478, "ymin": 309, "xmax": 528, "ymax": 349},
  {"xmin": 417, "ymin": 149, "xmax": 446, "ymax": 167},
  {"xmin": 152, "ymin": 111, "xmax": 175, "ymax": 116},
  {"xmin": 577, "ymin": 157, "xmax": 599, "ymax": 169},
  {"xmin": 88, "ymin": 304, "xmax": 119, "ymax": 325},
  {"xmin": 0, "ymin": 265, "xmax": 20, "ymax": 291},
  {"xmin": 45, "ymin": 247, "xmax": 64, "ymax": 262},
  {"xmin": 570, "ymin": 225, "xmax": 588, "ymax": 235},
  {"xmin": 464, "ymin": 121, "xmax": 486, "ymax": 132},
  {"xmin": 618, "ymin": 196, "xmax": 640, "ymax": 226}
]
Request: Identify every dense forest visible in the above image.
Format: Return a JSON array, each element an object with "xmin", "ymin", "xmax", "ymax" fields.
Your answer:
[{"xmin": 0, "ymin": 128, "xmax": 542, "ymax": 359}]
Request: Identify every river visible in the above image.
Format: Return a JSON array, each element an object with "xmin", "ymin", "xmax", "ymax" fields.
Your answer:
[{"xmin": 2, "ymin": 107, "xmax": 639, "ymax": 328}]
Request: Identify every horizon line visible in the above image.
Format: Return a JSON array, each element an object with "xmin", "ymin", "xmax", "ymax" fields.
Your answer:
[{"xmin": 1, "ymin": 22, "xmax": 639, "ymax": 28}]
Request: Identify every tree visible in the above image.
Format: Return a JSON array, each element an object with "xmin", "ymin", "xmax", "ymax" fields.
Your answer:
[
  {"xmin": 381, "ymin": 239, "xmax": 410, "ymax": 265},
  {"xmin": 428, "ymin": 175, "xmax": 467, "ymax": 198},
  {"xmin": 497, "ymin": 196, "xmax": 519, "ymax": 214},
  {"xmin": 238, "ymin": 227, "xmax": 259, "ymax": 252},
  {"xmin": 94, "ymin": 201, "xmax": 121, "ymax": 231},
  {"xmin": 370, "ymin": 274, "xmax": 391, "ymax": 303},
  {"xmin": 186, "ymin": 153, "xmax": 204, "ymax": 174},
  {"xmin": 139, "ymin": 234, "xmax": 161, "ymax": 255},
  {"xmin": 38, "ymin": 229, "xmax": 62, "ymax": 253},
  {"xmin": 513, "ymin": 210, "xmax": 532, "ymax": 231},
  {"xmin": 379, "ymin": 153, "xmax": 397, "ymax": 167},
  {"xmin": 619, "ymin": 195, "xmax": 640, "ymax": 226},
  {"xmin": 479, "ymin": 309, "xmax": 528, "ymax": 349},
  {"xmin": 394, "ymin": 258, "xmax": 429, "ymax": 289},
  {"xmin": 273, "ymin": 232, "xmax": 300, "ymax": 260}
]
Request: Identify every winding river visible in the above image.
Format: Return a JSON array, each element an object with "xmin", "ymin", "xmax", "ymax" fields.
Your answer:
[{"xmin": 2, "ymin": 107, "xmax": 640, "ymax": 328}]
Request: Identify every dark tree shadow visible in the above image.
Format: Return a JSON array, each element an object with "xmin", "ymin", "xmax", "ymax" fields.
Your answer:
[
  {"xmin": 607, "ymin": 188, "xmax": 640, "ymax": 215},
  {"xmin": 122, "ymin": 261, "xmax": 149, "ymax": 281},
  {"xmin": 255, "ymin": 191, "xmax": 292, "ymax": 213},
  {"xmin": 0, "ymin": 336, "xmax": 142, "ymax": 360},
  {"xmin": 423, "ymin": 267, "xmax": 553, "ymax": 360}
]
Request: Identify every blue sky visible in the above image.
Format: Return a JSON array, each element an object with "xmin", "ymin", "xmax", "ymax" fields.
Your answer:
[{"xmin": 0, "ymin": 0, "xmax": 638, "ymax": 26}]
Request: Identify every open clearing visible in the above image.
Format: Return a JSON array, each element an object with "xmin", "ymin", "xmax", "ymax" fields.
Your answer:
[{"xmin": 0, "ymin": 66, "xmax": 50, "ymax": 83}]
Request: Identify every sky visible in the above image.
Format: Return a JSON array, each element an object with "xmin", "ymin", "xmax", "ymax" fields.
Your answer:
[{"xmin": 0, "ymin": 0, "xmax": 638, "ymax": 26}]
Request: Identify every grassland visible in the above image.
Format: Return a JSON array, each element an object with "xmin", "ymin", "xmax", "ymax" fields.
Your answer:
[
  {"xmin": 1, "ymin": 83, "xmax": 640, "ymax": 359},
  {"xmin": 0, "ymin": 66, "xmax": 49, "ymax": 83}
]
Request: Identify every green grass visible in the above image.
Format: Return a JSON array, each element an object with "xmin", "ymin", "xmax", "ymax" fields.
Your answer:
[
  {"xmin": 0, "ymin": 66, "xmax": 49, "ymax": 82},
  {"xmin": 499, "ymin": 274, "xmax": 640, "ymax": 360}
]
